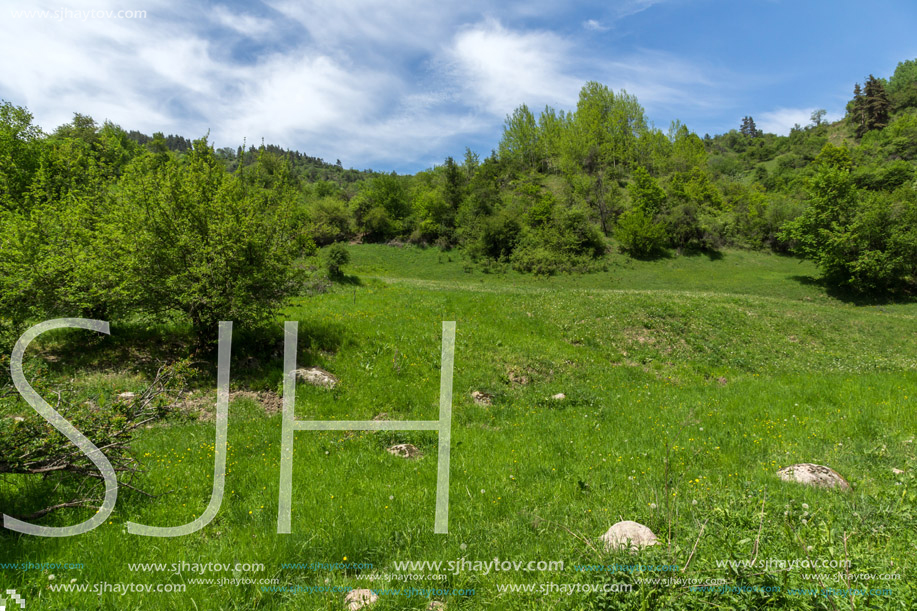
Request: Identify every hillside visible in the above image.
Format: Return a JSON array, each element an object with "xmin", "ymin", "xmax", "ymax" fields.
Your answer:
[{"xmin": 2, "ymin": 245, "xmax": 915, "ymax": 609}]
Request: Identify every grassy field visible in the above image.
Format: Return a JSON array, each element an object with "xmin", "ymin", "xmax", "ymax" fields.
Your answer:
[{"xmin": 2, "ymin": 245, "xmax": 916, "ymax": 610}]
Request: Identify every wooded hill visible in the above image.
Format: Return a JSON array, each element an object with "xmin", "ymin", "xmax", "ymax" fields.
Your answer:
[{"xmin": 2, "ymin": 58, "xmax": 917, "ymax": 344}]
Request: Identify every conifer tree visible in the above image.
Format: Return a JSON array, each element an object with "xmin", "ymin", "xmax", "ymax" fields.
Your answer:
[
  {"xmin": 862, "ymin": 74, "xmax": 891, "ymax": 133},
  {"xmin": 848, "ymin": 82, "xmax": 866, "ymax": 136},
  {"xmin": 740, "ymin": 116, "xmax": 758, "ymax": 137}
]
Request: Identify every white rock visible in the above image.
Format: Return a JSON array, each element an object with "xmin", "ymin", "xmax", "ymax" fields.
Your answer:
[
  {"xmin": 387, "ymin": 443, "xmax": 422, "ymax": 459},
  {"xmin": 470, "ymin": 391, "xmax": 492, "ymax": 406},
  {"xmin": 295, "ymin": 367, "xmax": 338, "ymax": 389},
  {"xmin": 600, "ymin": 521, "xmax": 658, "ymax": 551},
  {"xmin": 344, "ymin": 589, "xmax": 378, "ymax": 610},
  {"xmin": 892, "ymin": 468, "xmax": 904, "ymax": 475},
  {"xmin": 776, "ymin": 463, "xmax": 851, "ymax": 491},
  {"xmin": 552, "ymin": 393, "xmax": 566, "ymax": 400}
]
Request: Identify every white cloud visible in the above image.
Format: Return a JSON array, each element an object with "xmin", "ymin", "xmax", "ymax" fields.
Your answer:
[
  {"xmin": 599, "ymin": 50, "xmax": 723, "ymax": 109},
  {"xmin": 447, "ymin": 19, "xmax": 582, "ymax": 116},
  {"xmin": 211, "ymin": 5, "xmax": 274, "ymax": 38},
  {"xmin": 758, "ymin": 107, "xmax": 843, "ymax": 135},
  {"xmin": 0, "ymin": 0, "xmax": 737, "ymax": 169},
  {"xmin": 583, "ymin": 19, "xmax": 609, "ymax": 31},
  {"xmin": 615, "ymin": 0, "xmax": 669, "ymax": 18}
]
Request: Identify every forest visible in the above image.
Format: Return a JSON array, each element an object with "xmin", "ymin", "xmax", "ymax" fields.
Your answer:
[{"xmin": 2, "ymin": 59, "xmax": 917, "ymax": 347}]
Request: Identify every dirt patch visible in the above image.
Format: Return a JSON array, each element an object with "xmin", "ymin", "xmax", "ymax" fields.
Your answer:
[
  {"xmin": 387, "ymin": 443, "xmax": 422, "ymax": 459},
  {"xmin": 186, "ymin": 390, "xmax": 284, "ymax": 421}
]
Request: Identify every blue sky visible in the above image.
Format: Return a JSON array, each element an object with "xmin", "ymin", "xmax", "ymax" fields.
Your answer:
[{"xmin": 2, "ymin": 0, "xmax": 916, "ymax": 173}]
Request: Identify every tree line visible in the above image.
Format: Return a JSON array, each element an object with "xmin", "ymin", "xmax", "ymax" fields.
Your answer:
[{"xmin": 2, "ymin": 58, "xmax": 917, "ymax": 348}]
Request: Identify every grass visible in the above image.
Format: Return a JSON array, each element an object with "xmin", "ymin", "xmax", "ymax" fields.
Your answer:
[{"xmin": 2, "ymin": 244, "xmax": 916, "ymax": 610}]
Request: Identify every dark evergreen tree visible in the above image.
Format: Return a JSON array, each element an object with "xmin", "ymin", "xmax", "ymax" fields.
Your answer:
[
  {"xmin": 848, "ymin": 82, "xmax": 866, "ymax": 136},
  {"xmin": 740, "ymin": 116, "xmax": 758, "ymax": 137},
  {"xmin": 861, "ymin": 75, "xmax": 891, "ymax": 135}
]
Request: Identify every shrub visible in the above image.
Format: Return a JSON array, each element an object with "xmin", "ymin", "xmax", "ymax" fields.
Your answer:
[
  {"xmin": 324, "ymin": 243, "xmax": 350, "ymax": 278},
  {"xmin": 307, "ymin": 196, "xmax": 353, "ymax": 245},
  {"xmin": 614, "ymin": 208, "xmax": 667, "ymax": 258},
  {"xmin": 114, "ymin": 140, "xmax": 305, "ymax": 342}
]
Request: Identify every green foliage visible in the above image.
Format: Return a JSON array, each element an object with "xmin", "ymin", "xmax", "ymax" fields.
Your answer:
[
  {"xmin": 627, "ymin": 166, "xmax": 666, "ymax": 214},
  {"xmin": 0, "ymin": 100, "xmax": 43, "ymax": 210},
  {"xmin": 780, "ymin": 144, "xmax": 917, "ymax": 293},
  {"xmin": 1, "ymin": 120, "xmax": 306, "ymax": 344},
  {"xmin": 614, "ymin": 207, "xmax": 668, "ymax": 258},
  {"xmin": 323, "ymin": 243, "xmax": 350, "ymax": 278},
  {"xmin": 351, "ymin": 173, "xmax": 410, "ymax": 241},
  {"xmin": 0, "ymin": 358, "xmax": 191, "ymax": 478},
  {"xmin": 499, "ymin": 104, "xmax": 543, "ymax": 172},
  {"xmin": 739, "ymin": 115, "xmax": 759, "ymax": 137},
  {"xmin": 887, "ymin": 57, "xmax": 917, "ymax": 111},
  {"xmin": 115, "ymin": 141, "xmax": 305, "ymax": 339},
  {"xmin": 850, "ymin": 75, "xmax": 892, "ymax": 137},
  {"xmin": 306, "ymin": 196, "xmax": 353, "ymax": 245},
  {"xmin": 473, "ymin": 210, "xmax": 523, "ymax": 261},
  {"xmin": 779, "ymin": 150, "xmax": 859, "ymax": 261},
  {"xmin": 0, "ymin": 124, "xmax": 130, "ymax": 324}
]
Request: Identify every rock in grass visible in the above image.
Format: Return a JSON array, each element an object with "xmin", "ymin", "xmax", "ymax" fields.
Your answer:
[
  {"xmin": 552, "ymin": 393, "xmax": 566, "ymax": 400},
  {"xmin": 344, "ymin": 589, "xmax": 378, "ymax": 610},
  {"xmin": 427, "ymin": 602, "xmax": 446, "ymax": 610},
  {"xmin": 387, "ymin": 443, "xmax": 422, "ymax": 459},
  {"xmin": 892, "ymin": 468, "xmax": 904, "ymax": 475},
  {"xmin": 776, "ymin": 463, "xmax": 851, "ymax": 491},
  {"xmin": 600, "ymin": 521, "xmax": 658, "ymax": 551},
  {"xmin": 471, "ymin": 391, "xmax": 492, "ymax": 406},
  {"xmin": 295, "ymin": 367, "xmax": 338, "ymax": 389}
]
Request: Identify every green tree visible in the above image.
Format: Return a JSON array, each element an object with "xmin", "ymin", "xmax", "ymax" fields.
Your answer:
[
  {"xmin": 861, "ymin": 75, "xmax": 891, "ymax": 135},
  {"xmin": 0, "ymin": 101, "xmax": 43, "ymax": 212},
  {"xmin": 614, "ymin": 208, "xmax": 667, "ymax": 258},
  {"xmin": 498, "ymin": 104, "xmax": 542, "ymax": 172},
  {"xmin": 847, "ymin": 83, "xmax": 866, "ymax": 135},
  {"xmin": 323, "ymin": 243, "xmax": 350, "ymax": 278},
  {"xmin": 628, "ymin": 166, "xmax": 666, "ymax": 214},
  {"xmin": 116, "ymin": 139, "xmax": 304, "ymax": 341},
  {"xmin": 740, "ymin": 116, "xmax": 759, "ymax": 137},
  {"xmin": 887, "ymin": 58, "xmax": 917, "ymax": 111}
]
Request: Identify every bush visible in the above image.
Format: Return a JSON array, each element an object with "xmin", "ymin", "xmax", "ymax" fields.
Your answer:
[
  {"xmin": 509, "ymin": 243, "xmax": 563, "ymax": 275},
  {"xmin": 468, "ymin": 211, "xmax": 522, "ymax": 261},
  {"xmin": 307, "ymin": 196, "xmax": 353, "ymax": 245},
  {"xmin": 614, "ymin": 208, "xmax": 668, "ymax": 258},
  {"xmin": 114, "ymin": 140, "xmax": 305, "ymax": 342},
  {"xmin": 324, "ymin": 243, "xmax": 350, "ymax": 278}
]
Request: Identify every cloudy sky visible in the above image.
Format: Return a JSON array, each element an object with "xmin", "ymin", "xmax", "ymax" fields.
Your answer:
[{"xmin": 2, "ymin": 0, "xmax": 915, "ymax": 172}]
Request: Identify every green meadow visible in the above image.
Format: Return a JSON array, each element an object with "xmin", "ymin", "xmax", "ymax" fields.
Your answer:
[{"xmin": 2, "ymin": 244, "xmax": 916, "ymax": 610}]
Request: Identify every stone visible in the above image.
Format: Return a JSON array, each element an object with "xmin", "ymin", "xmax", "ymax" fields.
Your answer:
[
  {"xmin": 387, "ymin": 443, "xmax": 422, "ymax": 459},
  {"xmin": 892, "ymin": 468, "xmax": 904, "ymax": 475},
  {"xmin": 344, "ymin": 589, "xmax": 378, "ymax": 610},
  {"xmin": 295, "ymin": 367, "xmax": 338, "ymax": 389},
  {"xmin": 600, "ymin": 521, "xmax": 658, "ymax": 551},
  {"xmin": 471, "ymin": 391, "xmax": 492, "ymax": 406},
  {"xmin": 552, "ymin": 393, "xmax": 566, "ymax": 400},
  {"xmin": 427, "ymin": 602, "xmax": 446, "ymax": 610},
  {"xmin": 776, "ymin": 463, "xmax": 851, "ymax": 491}
]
